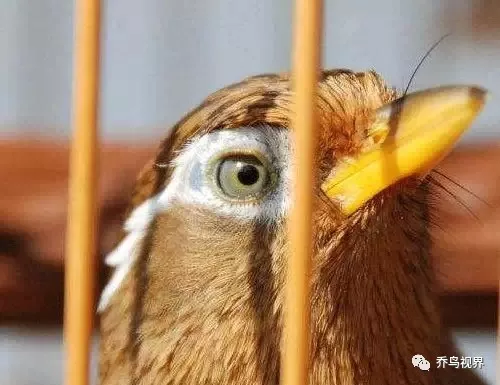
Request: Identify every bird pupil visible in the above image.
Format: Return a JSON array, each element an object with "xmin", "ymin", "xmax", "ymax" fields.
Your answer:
[{"xmin": 237, "ymin": 164, "xmax": 259, "ymax": 185}]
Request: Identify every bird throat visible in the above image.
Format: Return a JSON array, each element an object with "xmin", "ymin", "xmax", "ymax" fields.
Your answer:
[{"xmin": 307, "ymin": 195, "xmax": 443, "ymax": 384}]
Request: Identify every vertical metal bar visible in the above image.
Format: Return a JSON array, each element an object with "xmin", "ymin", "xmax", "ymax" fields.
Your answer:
[
  {"xmin": 63, "ymin": 1, "xmax": 101, "ymax": 385},
  {"xmin": 282, "ymin": 1, "xmax": 323, "ymax": 385}
]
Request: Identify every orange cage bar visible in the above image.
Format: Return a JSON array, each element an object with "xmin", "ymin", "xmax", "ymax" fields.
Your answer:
[
  {"xmin": 282, "ymin": 1, "xmax": 323, "ymax": 385},
  {"xmin": 64, "ymin": 1, "xmax": 101, "ymax": 385}
]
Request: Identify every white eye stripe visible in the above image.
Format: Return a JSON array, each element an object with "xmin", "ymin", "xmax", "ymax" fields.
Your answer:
[
  {"xmin": 104, "ymin": 231, "xmax": 143, "ymax": 266},
  {"xmin": 98, "ymin": 127, "xmax": 291, "ymax": 312},
  {"xmin": 98, "ymin": 256, "xmax": 137, "ymax": 312},
  {"xmin": 124, "ymin": 198, "xmax": 158, "ymax": 232},
  {"xmin": 98, "ymin": 197, "xmax": 157, "ymax": 312}
]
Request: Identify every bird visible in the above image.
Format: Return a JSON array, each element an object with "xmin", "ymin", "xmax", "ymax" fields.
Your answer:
[{"xmin": 98, "ymin": 69, "xmax": 487, "ymax": 385}]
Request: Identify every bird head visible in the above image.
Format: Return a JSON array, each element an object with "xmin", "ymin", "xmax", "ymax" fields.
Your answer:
[{"xmin": 99, "ymin": 70, "xmax": 485, "ymax": 385}]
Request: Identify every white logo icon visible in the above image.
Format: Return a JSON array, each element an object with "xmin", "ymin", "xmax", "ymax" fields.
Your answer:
[{"xmin": 412, "ymin": 354, "xmax": 431, "ymax": 371}]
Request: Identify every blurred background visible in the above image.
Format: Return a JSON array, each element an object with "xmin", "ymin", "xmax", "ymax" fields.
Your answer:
[{"xmin": 0, "ymin": 0, "xmax": 498, "ymax": 384}]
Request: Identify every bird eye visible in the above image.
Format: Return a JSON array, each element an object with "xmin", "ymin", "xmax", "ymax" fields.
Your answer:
[{"xmin": 213, "ymin": 154, "xmax": 275, "ymax": 201}]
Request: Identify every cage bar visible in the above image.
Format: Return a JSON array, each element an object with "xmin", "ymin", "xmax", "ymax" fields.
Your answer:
[
  {"xmin": 63, "ymin": 1, "xmax": 101, "ymax": 385},
  {"xmin": 281, "ymin": 1, "xmax": 323, "ymax": 385}
]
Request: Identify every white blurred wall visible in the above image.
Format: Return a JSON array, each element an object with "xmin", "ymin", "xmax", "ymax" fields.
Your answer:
[{"xmin": 0, "ymin": 0, "xmax": 499, "ymax": 140}]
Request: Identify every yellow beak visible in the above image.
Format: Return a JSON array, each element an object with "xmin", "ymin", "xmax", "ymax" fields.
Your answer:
[{"xmin": 321, "ymin": 86, "xmax": 487, "ymax": 216}]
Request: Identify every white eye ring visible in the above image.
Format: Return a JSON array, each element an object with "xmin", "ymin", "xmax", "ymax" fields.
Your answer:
[{"xmin": 153, "ymin": 126, "xmax": 291, "ymax": 222}]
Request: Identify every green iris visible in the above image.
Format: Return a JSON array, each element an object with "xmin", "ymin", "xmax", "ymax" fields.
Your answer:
[{"xmin": 215, "ymin": 154, "xmax": 272, "ymax": 200}]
